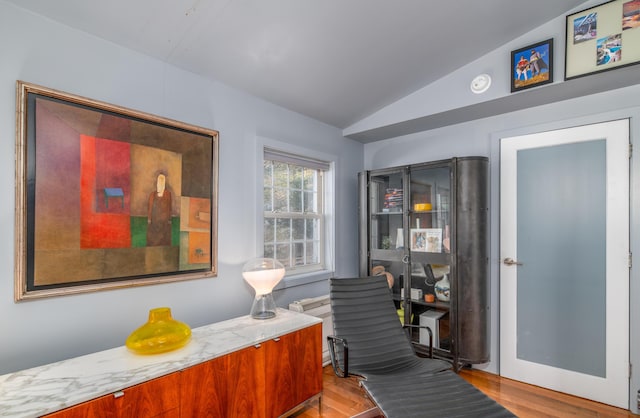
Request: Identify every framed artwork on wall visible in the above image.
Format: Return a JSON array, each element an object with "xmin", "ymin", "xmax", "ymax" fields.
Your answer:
[
  {"xmin": 565, "ymin": 0, "xmax": 640, "ymax": 80},
  {"xmin": 511, "ymin": 38, "xmax": 554, "ymax": 92},
  {"xmin": 14, "ymin": 81, "xmax": 219, "ymax": 301}
]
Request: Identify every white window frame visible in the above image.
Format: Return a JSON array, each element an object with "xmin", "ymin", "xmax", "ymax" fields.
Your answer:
[{"xmin": 256, "ymin": 137, "xmax": 335, "ymax": 286}]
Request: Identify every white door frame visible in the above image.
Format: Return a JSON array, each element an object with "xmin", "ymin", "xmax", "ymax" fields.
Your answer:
[{"xmin": 500, "ymin": 119, "xmax": 630, "ymax": 409}]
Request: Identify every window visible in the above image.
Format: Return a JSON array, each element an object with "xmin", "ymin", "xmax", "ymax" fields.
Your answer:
[{"xmin": 263, "ymin": 148, "xmax": 329, "ymax": 274}]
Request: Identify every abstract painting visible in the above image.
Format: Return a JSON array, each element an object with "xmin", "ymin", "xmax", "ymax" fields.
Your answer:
[{"xmin": 14, "ymin": 81, "xmax": 218, "ymax": 300}]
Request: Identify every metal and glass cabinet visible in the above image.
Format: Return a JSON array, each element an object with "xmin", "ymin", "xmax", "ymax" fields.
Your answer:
[{"xmin": 358, "ymin": 157, "xmax": 489, "ymax": 368}]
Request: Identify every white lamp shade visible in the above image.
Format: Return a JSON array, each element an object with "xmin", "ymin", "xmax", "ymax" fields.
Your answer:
[{"xmin": 242, "ymin": 267, "xmax": 285, "ymax": 295}]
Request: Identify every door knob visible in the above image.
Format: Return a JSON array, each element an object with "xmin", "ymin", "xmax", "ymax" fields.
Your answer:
[{"xmin": 503, "ymin": 257, "xmax": 523, "ymax": 266}]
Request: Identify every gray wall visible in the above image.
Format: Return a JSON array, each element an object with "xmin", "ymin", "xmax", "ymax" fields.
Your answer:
[
  {"xmin": 364, "ymin": 86, "xmax": 640, "ymax": 413},
  {"xmin": 0, "ymin": 1, "xmax": 362, "ymax": 375}
]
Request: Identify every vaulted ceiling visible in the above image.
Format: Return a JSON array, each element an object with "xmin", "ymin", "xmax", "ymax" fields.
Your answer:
[{"xmin": 8, "ymin": 0, "xmax": 591, "ymax": 129}]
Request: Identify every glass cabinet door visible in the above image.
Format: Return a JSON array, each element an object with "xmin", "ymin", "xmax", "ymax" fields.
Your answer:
[
  {"xmin": 369, "ymin": 170, "xmax": 404, "ymax": 251},
  {"xmin": 367, "ymin": 168, "xmax": 406, "ymax": 302},
  {"xmin": 408, "ymin": 164, "xmax": 451, "ymax": 254},
  {"xmin": 407, "ymin": 163, "xmax": 453, "ymax": 353}
]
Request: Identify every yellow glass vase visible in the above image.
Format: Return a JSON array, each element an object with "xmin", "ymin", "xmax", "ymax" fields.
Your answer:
[{"xmin": 125, "ymin": 307, "xmax": 191, "ymax": 355}]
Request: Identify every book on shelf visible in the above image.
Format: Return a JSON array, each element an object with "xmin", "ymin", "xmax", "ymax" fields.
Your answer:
[{"xmin": 383, "ymin": 188, "xmax": 403, "ymax": 212}]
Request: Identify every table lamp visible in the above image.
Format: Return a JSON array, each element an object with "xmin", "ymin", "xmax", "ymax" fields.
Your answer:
[{"xmin": 242, "ymin": 258, "xmax": 286, "ymax": 319}]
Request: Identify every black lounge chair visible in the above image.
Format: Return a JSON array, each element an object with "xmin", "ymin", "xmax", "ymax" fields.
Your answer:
[{"xmin": 328, "ymin": 276, "xmax": 515, "ymax": 417}]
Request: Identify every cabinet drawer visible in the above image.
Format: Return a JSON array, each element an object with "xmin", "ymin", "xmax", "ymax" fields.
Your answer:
[
  {"xmin": 265, "ymin": 324, "xmax": 322, "ymax": 416},
  {"xmin": 43, "ymin": 372, "xmax": 180, "ymax": 418},
  {"xmin": 180, "ymin": 345, "xmax": 265, "ymax": 418},
  {"xmin": 42, "ymin": 393, "xmax": 116, "ymax": 418},
  {"xmin": 118, "ymin": 372, "xmax": 180, "ymax": 417}
]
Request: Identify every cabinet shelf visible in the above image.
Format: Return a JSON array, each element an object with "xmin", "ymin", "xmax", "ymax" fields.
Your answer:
[
  {"xmin": 412, "ymin": 299, "xmax": 450, "ymax": 309},
  {"xmin": 411, "ymin": 252, "xmax": 450, "ymax": 265},
  {"xmin": 370, "ymin": 249, "xmax": 404, "ymax": 262},
  {"xmin": 392, "ymin": 294, "xmax": 450, "ymax": 309}
]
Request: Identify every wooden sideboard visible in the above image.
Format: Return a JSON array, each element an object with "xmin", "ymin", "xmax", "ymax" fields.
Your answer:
[
  {"xmin": 0, "ymin": 310, "xmax": 322, "ymax": 418},
  {"xmin": 181, "ymin": 325, "xmax": 322, "ymax": 418}
]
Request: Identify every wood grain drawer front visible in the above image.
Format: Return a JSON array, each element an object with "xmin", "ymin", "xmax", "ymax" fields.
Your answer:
[
  {"xmin": 295, "ymin": 323, "xmax": 323, "ymax": 401},
  {"xmin": 43, "ymin": 372, "xmax": 180, "ymax": 418},
  {"xmin": 42, "ymin": 394, "xmax": 116, "ymax": 418},
  {"xmin": 118, "ymin": 372, "xmax": 180, "ymax": 417},
  {"xmin": 265, "ymin": 324, "xmax": 323, "ymax": 417},
  {"xmin": 180, "ymin": 346, "xmax": 265, "ymax": 418},
  {"xmin": 180, "ymin": 356, "xmax": 227, "ymax": 418}
]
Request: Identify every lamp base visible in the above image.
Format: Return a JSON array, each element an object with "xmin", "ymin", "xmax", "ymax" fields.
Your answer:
[{"xmin": 250, "ymin": 293, "xmax": 277, "ymax": 320}]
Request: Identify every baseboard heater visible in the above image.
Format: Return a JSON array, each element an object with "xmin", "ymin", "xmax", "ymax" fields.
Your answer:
[{"xmin": 289, "ymin": 294, "xmax": 332, "ymax": 365}]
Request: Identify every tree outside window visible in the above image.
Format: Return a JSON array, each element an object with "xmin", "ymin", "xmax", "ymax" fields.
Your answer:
[{"xmin": 263, "ymin": 153, "xmax": 326, "ymax": 273}]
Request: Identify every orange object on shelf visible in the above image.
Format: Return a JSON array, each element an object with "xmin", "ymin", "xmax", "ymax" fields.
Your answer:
[{"xmin": 413, "ymin": 203, "xmax": 432, "ymax": 211}]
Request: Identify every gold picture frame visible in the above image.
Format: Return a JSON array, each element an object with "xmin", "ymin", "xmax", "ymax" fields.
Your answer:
[
  {"xmin": 565, "ymin": 0, "xmax": 640, "ymax": 79},
  {"xmin": 15, "ymin": 81, "xmax": 219, "ymax": 301}
]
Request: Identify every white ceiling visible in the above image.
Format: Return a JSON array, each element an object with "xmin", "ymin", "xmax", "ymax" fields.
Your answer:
[{"xmin": 8, "ymin": 0, "xmax": 591, "ymax": 129}]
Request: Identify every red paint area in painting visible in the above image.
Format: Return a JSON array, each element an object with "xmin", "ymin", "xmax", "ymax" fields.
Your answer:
[
  {"xmin": 80, "ymin": 135, "xmax": 132, "ymax": 249},
  {"xmin": 95, "ymin": 137, "xmax": 131, "ymax": 214}
]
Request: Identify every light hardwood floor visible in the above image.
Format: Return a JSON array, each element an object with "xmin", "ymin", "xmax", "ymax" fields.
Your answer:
[{"xmin": 293, "ymin": 366, "xmax": 638, "ymax": 417}]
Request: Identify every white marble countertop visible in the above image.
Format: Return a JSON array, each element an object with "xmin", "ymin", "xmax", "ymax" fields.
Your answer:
[{"xmin": 0, "ymin": 309, "xmax": 321, "ymax": 417}]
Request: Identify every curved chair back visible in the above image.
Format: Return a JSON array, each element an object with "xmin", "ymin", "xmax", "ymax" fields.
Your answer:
[
  {"xmin": 329, "ymin": 277, "xmax": 514, "ymax": 417},
  {"xmin": 329, "ymin": 276, "xmax": 445, "ymax": 376}
]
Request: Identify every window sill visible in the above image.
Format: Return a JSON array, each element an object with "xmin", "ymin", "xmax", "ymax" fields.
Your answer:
[{"xmin": 274, "ymin": 269, "xmax": 333, "ymax": 290}]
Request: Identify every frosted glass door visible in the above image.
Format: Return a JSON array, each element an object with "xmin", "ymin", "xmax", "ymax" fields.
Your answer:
[{"xmin": 517, "ymin": 140, "xmax": 605, "ymax": 375}]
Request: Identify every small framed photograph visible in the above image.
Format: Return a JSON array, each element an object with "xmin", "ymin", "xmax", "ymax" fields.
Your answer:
[
  {"xmin": 410, "ymin": 228, "xmax": 442, "ymax": 253},
  {"xmin": 511, "ymin": 38, "xmax": 554, "ymax": 92},
  {"xmin": 565, "ymin": 0, "xmax": 640, "ymax": 80}
]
